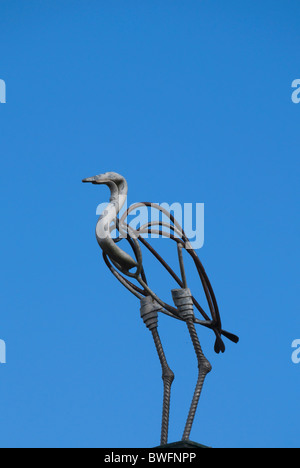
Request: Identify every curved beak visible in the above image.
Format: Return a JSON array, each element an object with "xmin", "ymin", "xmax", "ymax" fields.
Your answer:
[
  {"xmin": 82, "ymin": 175, "xmax": 106, "ymax": 184},
  {"xmin": 82, "ymin": 177, "xmax": 96, "ymax": 183}
]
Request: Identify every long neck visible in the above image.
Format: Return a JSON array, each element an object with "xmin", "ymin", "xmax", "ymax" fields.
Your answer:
[
  {"xmin": 108, "ymin": 178, "xmax": 127, "ymax": 215},
  {"xmin": 96, "ymin": 178, "xmax": 137, "ymax": 271}
]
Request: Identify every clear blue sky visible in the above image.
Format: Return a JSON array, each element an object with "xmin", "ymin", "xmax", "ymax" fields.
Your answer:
[{"xmin": 0, "ymin": 0, "xmax": 299, "ymax": 448}]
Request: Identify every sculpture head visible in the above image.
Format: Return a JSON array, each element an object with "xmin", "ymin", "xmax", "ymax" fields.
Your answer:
[
  {"xmin": 83, "ymin": 171, "xmax": 136, "ymax": 271},
  {"xmin": 82, "ymin": 172, "xmax": 125, "ymax": 187}
]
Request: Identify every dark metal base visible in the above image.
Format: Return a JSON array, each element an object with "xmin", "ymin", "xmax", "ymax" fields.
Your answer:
[{"xmin": 155, "ymin": 440, "xmax": 210, "ymax": 449}]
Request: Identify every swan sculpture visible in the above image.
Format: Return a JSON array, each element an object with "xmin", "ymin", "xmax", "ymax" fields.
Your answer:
[{"xmin": 83, "ymin": 171, "xmax": 238, "ymax": 445}]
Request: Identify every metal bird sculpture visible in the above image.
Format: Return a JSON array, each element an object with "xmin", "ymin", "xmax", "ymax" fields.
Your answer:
[{"xmin": 83, "ymin": 171, "xmax": 238, "ymax": 445}]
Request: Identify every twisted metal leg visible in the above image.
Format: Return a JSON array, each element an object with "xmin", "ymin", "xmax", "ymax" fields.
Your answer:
[
  {"xmin": 172, "ymin": 288, "xmax": 212, "ymax": 441},
  {"xmin": 182, "ymin": 317, "xmax": 212, "ymax": 440},
  {"xmin": 151, "ymin": 327, "xmax": 175, "ymax": 445},
  {"xmin": 140, "ymin": 297, "xmax": 175, "ymax": 446}
]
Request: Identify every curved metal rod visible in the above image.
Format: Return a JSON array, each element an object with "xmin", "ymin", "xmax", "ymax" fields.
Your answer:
[
  {"xmin": 139, "ymin": 220, "xmax": 184, "ymax": 239},
  {"xmin": 121, "ymin": 203, "xmax": 219, "ymax": 323},
  {"xmin": 135, "ymin": 228, "xmax": 225, "ymax": 351},
  {"xmin": 138, "ymin": 220, "xmax": 221, "ymax": 324},
  {"xmin": 105, "ymin": 202, "xmax": 238, "ymax": 348},
  {"xmin": 137, "ymin": 223, "xmax": 238, "ymax": 345},
  {"xmin": 104, "ymin": 222, "xmax": 214, "ymax": 323},
  {"xmin": 104, "ymin": 249, "xmax": 214, "ymax": 327},
  {"xmin": 104, "ymin": 230, "xmax": 238, "ymax": 344},
  {"xmin": 108, "ymin": 220, "xmax": 148, "ymax": 285},
  {"xmin": 103, "ymin": 227, "xmax": 181, "ymax": 319},
  {"xmin": 136, "ymin": 226, "xmax": 212, "ymax": 321},
  {"xmin": 120, "ymin": 208, "xmax": 218, "ymax": 325},
  {"xmin": 103, "ymin": 252, "xmax": 144, "ymax": 300},
  {"xmin": 120, "ymin": 202, "xmax": 187, "ymax": 240},
  {"xmin": 108, "ymin": 225, "xmax": 230, "ymax": 332},
  {"xmin": 109, "ymin": 222, "xmax": 144, "ymax": 279}
]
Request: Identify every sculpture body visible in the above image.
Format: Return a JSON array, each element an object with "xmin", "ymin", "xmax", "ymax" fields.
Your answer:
[{"xmin": 83, "ymin": 172, "xmax": 238, "ymax": 444}]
